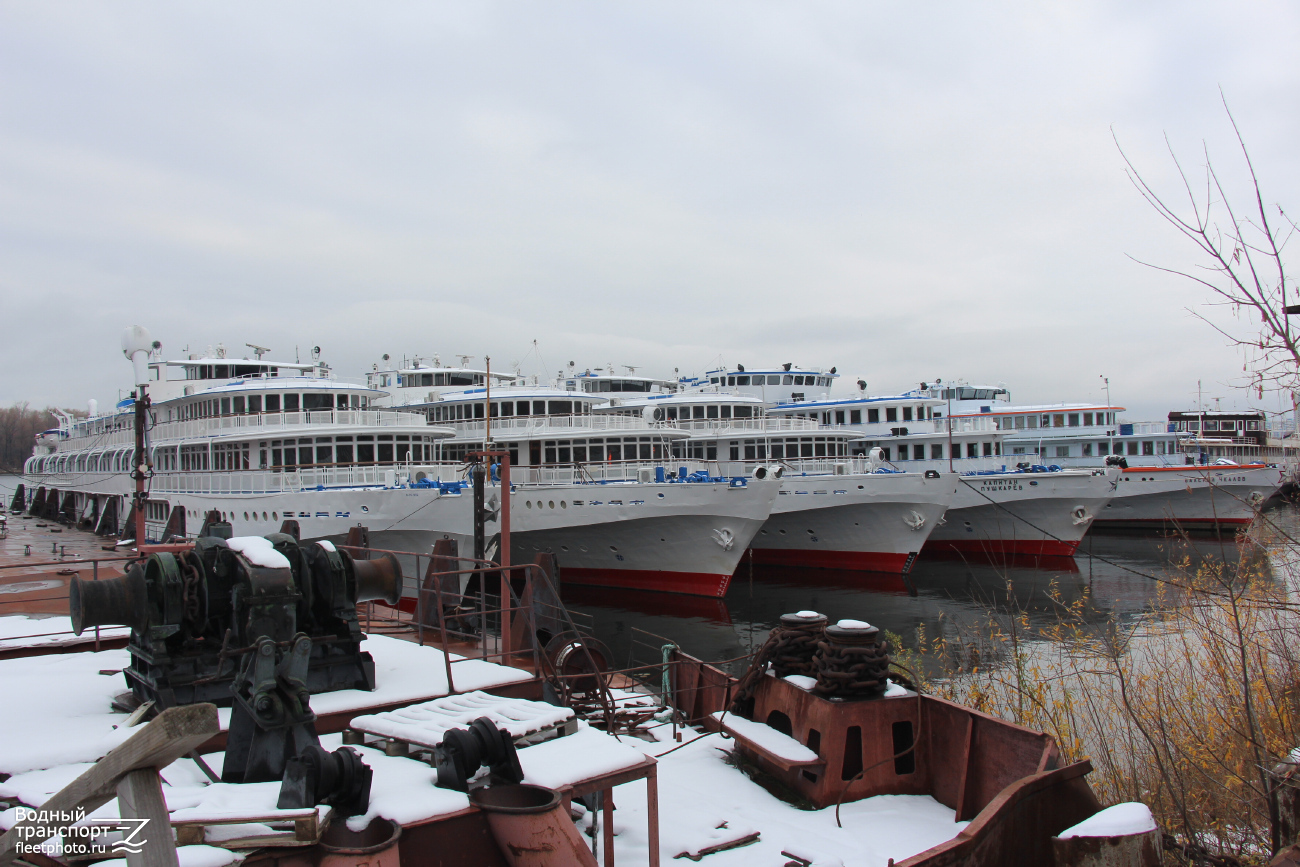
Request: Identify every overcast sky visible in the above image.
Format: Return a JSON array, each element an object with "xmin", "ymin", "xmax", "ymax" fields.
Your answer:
[{"xmin": 2, "ymin": 2, "xmax": 1298, "ymax": 420}]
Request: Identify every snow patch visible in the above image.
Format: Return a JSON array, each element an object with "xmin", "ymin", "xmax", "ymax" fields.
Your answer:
[
  {"xmin": 1057, "ymin": 803, "xmax": 1157, "ymax": 839},
  {"xmin": 519, "ymin": 723, "xmax": 647, "ymax": 790},
  {"xmin": 837, "ymin": 619, "xmax": 871, "ymax": 629},
  {"xmin": 711, "ymin": 713, "xmax": 818, "ymax": 763},
  {"xmin": 783, "ymin": 675, "xmax": 818, "ymax": 690},
  {"xmin": 0, "ymin": 615, "xmax": 128, "ymax": 649},
  {"xmin": 225, "ymin": 537, "xmax": 291, "ymax": 570},
  {"xmin": 315, "ymin": 540, "xmax": 336, "ymax": 552}
]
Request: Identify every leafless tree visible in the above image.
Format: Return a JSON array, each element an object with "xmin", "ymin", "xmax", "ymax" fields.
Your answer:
[{"xmin": 1116, "ymin": 93, "xmax": 1299, "ymax": 397}]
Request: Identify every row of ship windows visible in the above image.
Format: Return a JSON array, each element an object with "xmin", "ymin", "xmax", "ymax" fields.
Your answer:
[
  {"xmin": 1008, "ymin": 441, "xmax": 1171, "ymax": 458},
  {"xmin": 801, "ymin": 406, "xmax": 932, "ymax": 425},
  {"xmin": 1176, "ymin": 419, "xmax": 1260, "ymax": 432},
  {"xmin": 860, "ymin": 442, "xmax": 1001, "ymax": 461},
  {"xmin": 710, "ymin": 374, "xmax": 830, "ymax": 387},
  {"xmin": 995, "ymin": 412, "xmax": 1117, "ymax": 430},
  {"xmin": 168, "ymin": 392, "xmax": 370, "ymax": 421},
  {"xmin": 428, "ymin": 401, "xmax": 591, "ymax": 422}
]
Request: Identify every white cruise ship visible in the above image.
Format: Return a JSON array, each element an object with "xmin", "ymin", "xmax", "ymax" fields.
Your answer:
[
  {"xmin": 383, "ymin": 381, "xmax": 780, "ymax": 598},
  {"xmin": 20, "ymin": 336, "xmax": 781, "ymax": 599},
  {"xmin": 930, "ymin": 382, "xmax": 1281, "ymax": 532},
  {"xmin": 755, "ymin": 382, "xmax": 1119, "ymax": 558},
  {"xmin": 589, "ymin": 384, "xmax": 959, "ymax": 574}
]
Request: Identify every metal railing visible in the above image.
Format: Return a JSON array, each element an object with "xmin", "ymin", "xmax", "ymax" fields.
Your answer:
[{"xmin": 0, "ymin": 555, "xmax": 137, "ymax": 652}]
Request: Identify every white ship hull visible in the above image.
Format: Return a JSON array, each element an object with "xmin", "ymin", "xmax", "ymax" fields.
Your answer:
[
  {"xmin": 925, "ymin": 468, "xmax": 1119, "ymax": 557},
  {"xmin": 749, "ymin": 471, "xmax": 958, "ymax": 573},
  {"xmin": 1093, "ymin": 464, "xmax": 1280, "ymax": 530},
  {"xmin": 21, "ymin": 470, "xmax": 779, "ymax": 598}
]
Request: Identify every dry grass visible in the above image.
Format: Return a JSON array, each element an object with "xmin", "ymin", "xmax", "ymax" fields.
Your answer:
[{"xmin": 902, "ymin": 523, "xmax": 1300, "ymax": 863}]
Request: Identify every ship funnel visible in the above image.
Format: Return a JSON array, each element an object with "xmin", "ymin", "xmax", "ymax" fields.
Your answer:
[
  {"xmin": 70, "ymin": 562, "xmax": 149, "ymax": 635},
  {"xmin": 351, "ymin": 553, "xmax": 403, "ymax": 606}
]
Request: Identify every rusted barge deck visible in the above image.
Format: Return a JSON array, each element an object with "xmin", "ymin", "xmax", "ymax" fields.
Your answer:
[{"xmin": 0, "ymin": 516, "xmax": 1166, "ymax": 867}]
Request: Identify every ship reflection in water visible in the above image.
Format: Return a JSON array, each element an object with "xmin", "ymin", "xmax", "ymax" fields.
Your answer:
[{"xmin": 561, "ymin": 527, "xmax": 1273, "ymax": 673}]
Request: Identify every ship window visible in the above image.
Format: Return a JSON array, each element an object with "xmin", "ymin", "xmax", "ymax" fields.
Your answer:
[
  {"xmin": 284, "ymin": 393, "xmax": 300, "ymax": 411},
  {"xmin": 966, "ymin": 443, "xmax": 977, "ymax": 459},
  {"xmin": 766, "ymin": 710, "xmax": 793, "ymax": 737},
  {"xmin": 733, "ymin": 375, "xmax": 747, "ymax": 386},
  {"xmin": 474, "ymin": 403, "xmax": 484, "ymax": 419},
  {"xmin": 766, "ymin": 375, "xmax": 779, "ymax": 385},
  {"xmin": 265, "ymin": 394, "xmax": 279, "ymax": 412},
  {"xmin": 1127, "ymin": 442, "xmax": 1139, "ymax": 456},
  {"xmin": 783, "ymin": 375, "xmax": 793, "ymax": 385},
  {"xmin": 897, "ymin": 444, "xmax": 908, "ymax": 460},
  {"xmin": 378, "ymin": 442, "xmax": 394, "ymax": 463},
  {"xmin": 1083, "ymin": 443, "xmax": 1093, "ymax": 457},
  {"xmin": 800, "ymin": 438, "xmax": 813, "ymax": 458},
  {"xmin": 1098, "ymin": 441, "xmax": 1109, "ymax": 455},
  {"xmin": 1083, "ymin": 413, "xmax": 1093, "ymax": 426},
  {"xmin": 1068, "ymin": 413, "xmax": 1080, "ymax": 427},
  {"xmin": 902, "ymin": 407, "xmax": 912, "ymax": 422},
  {"xmin": 727, "ymin": 377, "xmax": 735, "ymax": 386},
  {"xmin": 705, "ymin": 405, "xmax": 717, "ymax": 419},
  {"xmin": 983, "ymin": 442, "xmax": 993, "ymax": 457},
  {"xmin": 533, "ymin": 401, "xmax": 546, "ymax": 415},
  {"xmin": 849, "ymin": 410, "xmax": 861, "ymax": 424},
  {"xmin": 892, "ymin": 722, "xmax": 915, "ymax": 775},
  {"xmin": 233, "ymin": 396, "xmax": 245, "ymax": 413},
  {"xmin": 1056, "ymin": 446, "xmax": 1070, "ymax": 458},
  {"xmin": 867, "ymin": 408, "xmax": 879, "ymax": 424},
  {"xmin": 932, "ymin": 444, "xmax": 943, "ymax": 459},
  {"xmin": 1143, "ymin": 441, "xmax": 1155, "ymax": 456},
  {"xmin": 549, "ymin": 401, "xmax": 573, "ymax": 415},
  {"xmin": 397, "ymin": 441, "xmax": 410, "ymax": 462},
  {"xmin": 606, "ymin": 443, "xmax": 621, "ymax": 461},
  {"xmin": 337, "ymin": 393, "xmax": 348, "ymax": 409},
  {"xmin": 1203, "ymin": 420, "xmax": 1219, "ymax": 432},
  {"xmin": 835, "ymin": 411, "xmax": 846, "ymax": 424},
  {"xmin": 358, "ymin": 440, "xmax": 375, "ymax": 462},
  {"xmin": 885, "ymin": 407, "xmax": 897, "ymax": 422},
  {"xmin": 303, "ymin": 393, "xmax": 330, "ymax": 411},
  {"xmin": 1187, "ymin": 421, "xmax": 1200, "ymax": 431},
  {"xmin": 337, "ymin": 442, "xmax": 354, "ymax": 463},
  {"xmin": 842, "ymin": 726, "xmax": 863, "ymax": 780}
]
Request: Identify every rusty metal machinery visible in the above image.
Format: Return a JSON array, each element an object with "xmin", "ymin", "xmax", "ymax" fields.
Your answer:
[{"xmin": 68, "ymin": 528, "xmax": 402, "ymax": 710}]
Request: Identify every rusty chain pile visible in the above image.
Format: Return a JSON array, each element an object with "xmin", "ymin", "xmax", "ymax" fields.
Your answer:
[
  {"xmin": 812, "ymin": 621, "xmax": 891, "ymax": 699},
  {"xmin": 728, "ymin": 611, "xmax": 827, "ymax": 715}
]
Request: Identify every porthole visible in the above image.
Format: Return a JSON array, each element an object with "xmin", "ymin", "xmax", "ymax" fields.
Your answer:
[
  {"xmin": 243, "ymin": 512, "xmax": 249, "ymax": 521},
  {"xmin": 806, "ymin": 529, "xmax": 815, "ymax": 534},
  {"xmin": 580, "ymin": 546, "xmax": 588, "ymax": 552},
  {"xmin": 548, "ymin": 501, "xmax": 555, "ymax": 509},
  {"xmin": 561, "ymin": 501, "xmax": 567, "ymax": 509},
  {"xmin": 657, "ymin": 493, "xmax": 665, "ymax": 498},
  {"xmin": 561, "ymin": 545, "xmax": 569, "ymax": 551},
  {"xmin": 779, "ymin": 529, "xmax": 786, "ymax": 535},
  {"xmin": 609, "ymin": 545, "xmax": 618, "ymax": 552},
  {"xmin": 361, "ymin": 505, "xmax": 369, "ymax": 512},
  {"xmin": 263, "ymin": 512, "xmax": 268, "ymax": 521},
  {"xmin": 272, "ymin": 512, "xmax": 278, "ymax": 520},
  {"xmin": 526, "ymin": 501, "xmax": 533, "ymax": 509}
]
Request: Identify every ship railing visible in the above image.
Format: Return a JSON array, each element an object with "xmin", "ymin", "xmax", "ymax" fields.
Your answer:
[
  {"xmin": 0, "ymin": 555, "xmax": 138, "ymax": 656},
  {"xmin": 145, "ymin": 410, "xmax": 433, "ymax": 442},
  {"xmin": 443, "ymin": 414, "xmax": 662, "ymax": 437},
  {"xmin": 347, "ymin": 544, "xmax": 622, "ymax": 730},
  {"xmin": 665, "ymin": 417, "xmax": 822, "ymax": 433}
]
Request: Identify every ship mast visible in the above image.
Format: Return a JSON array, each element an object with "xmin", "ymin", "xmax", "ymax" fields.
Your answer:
[{"xmin": 122, "ymin": 326, "xmax": 156, "ymax": 549}]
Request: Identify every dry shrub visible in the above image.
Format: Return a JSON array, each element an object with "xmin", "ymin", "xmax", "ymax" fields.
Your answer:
[{"xmin": 910, "ymin": 523, "xmax": 1300, "ymax": 863}]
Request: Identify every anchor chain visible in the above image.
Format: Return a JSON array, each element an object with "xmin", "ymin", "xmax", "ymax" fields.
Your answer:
[
  {"xmin": 728, "ymin": 611, "xmax": 827, "ymax": 715},
  {"xmin": 812, "ymin": 622, "xmax": 891, "ymax": 698}
]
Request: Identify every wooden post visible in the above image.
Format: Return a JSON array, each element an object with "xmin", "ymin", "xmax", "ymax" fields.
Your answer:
[
  {"xmin": 646, "ymin": 762, "xmax": 660, "ymax": 867},
  {"xmin": 116, "ymin": 769, "xmax": 177, "ymax": 867},
  {"xmin": 0, "ymin": 703, "xmax": 218, "ymax": 867}
]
